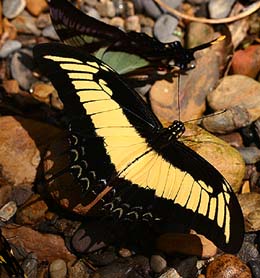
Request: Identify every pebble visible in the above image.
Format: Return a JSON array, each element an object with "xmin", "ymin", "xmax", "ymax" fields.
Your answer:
[
  {"xmin": 238, "ymin": 192, "xmax": 260, "ymax": 232},
  {"xmin": 36, "ymin": 13, "xmax": 52, "ymax": 29},
  {"xmin": 0, "ymin": 201, "xmax": 17, "ymax": 221},
  {"xmin": 42, "ymin": 25, "xmax": 60, "ymax": 40},
  {"xmin": 238, "ymin": 146, "xmax": 260, "ymax": 164},
  {"xmin": 31, "ymin": 82, "xmax": 56, "ymax": 105},
  {"xmin": 22, "ymin": 252, "xmax": 38, "ymax": 278},
  {"xmin": 96, "ymin": 0, "xmax": 116, "ymax": 18},
  {"xmin": 238, "ymin": 241, "xmax": 260, "ymax": 264},
  {"xmin": 0, "ymin": 116, "xmax": 40, "ymax": 187},
  {"xmin": 3, "ymin": 0, "xmax": 26, "ymax": 19},
  {"xmin": 2, "ymin": 79, "xmax": 20, "ymax": 94},
  {"xmin": 11, "ymin": 11, "xmax": 41, "ymax": 36},
  {"xmin": 159, "ymin": 268, "xmax": 182, "ymax": 278},
  {"xmin": 0, "ymin": 186, "xmax": 12, "ymax": 208},
  {"xmin": 11, "ymin": 48, "xmax": 38, "ymax": 90},
  {"xmin": 201, "ymin": 106, "xmax": 251, "ymax": 134},
  {"xmin": 10, "ymin": 186, "xmax": 33, "ymax": 206},
  {"xmin": 118, "ymin": 248, "xmax": 132, "ymax": 258},
  {"xmin": 88, "ymin": 247, "xmax": 118, "ymax": 266},
  {"xmin": 154, "ymin": 14, "xmax": 179, "ymax": 43},
  {"xmin": 87, "ymin": 7, "xmax": 101, "ymax": 19},
  {"xmin": 110, "ymin": 16, "xmax": 125, "ymax": 28},
  {"xmin": 207, "ymin": 75, "xmax": 260, "ymax": 123},
  {"xmin": 150, "ymin": 254, "xmax": 167, "ymax": 273},
  {"xmin": 206, "ymin": 254, "xmax": 252, "ymax": 278},
  {"xmin": 67, "ymin": 260, "xmax": 90, "ymax": 278},
  {"xmin": 125, "ymin": 15, "xmax": 141, "ymax": 32},
  {"xmin": 208, "ymin": 0, "xmax": 236, "ymax": 19},
  {"xmin": 0, "ymin": 39, "xmax": 22, "ymax": 58},
  {"xmin": 156, "ymin": 233, "xmax": 217, "ymax": 258},
  {"xmin": 174, "ymin": 256, "xmax": 198, "ymax": 278},
  {"xmin": 49, "ymin": 259, "xmax": 67, "ymax": 278},
  {"xmin": 2, "ymin": 225, "xmax": 76, "ymax": 262},
  {"xmin": 131, "ymin": 0, "xmax": 143, "ymax": 13},
  {"xmin": 16, "ymin": 194, "xmax": 48, "ymax": 225},
  {"xmin": 248, "ymin": 260, "xmax": 260, "ymax": 278},
  {"xmin": 26, "ymin": 0, "xmax": 48, "ymax": 17},
  {"xmin": 142, "ymin": 0, "xmax": 162, "ymax": 19},
  {"xmin": 232, "ymin": 45, "xmax": 260, "ymax": 79}
]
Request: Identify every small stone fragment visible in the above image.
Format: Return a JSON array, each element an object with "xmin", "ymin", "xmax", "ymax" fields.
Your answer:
[
  {"xmin": 2, "ymin": 79, "xmax": 20, "ymax": 94},
  {"xmin": 96, "ymin": 0, "xmax": 116, "ymax": 18},
  {"xmin": 26, "ymin": 0, "xmax": 48, "ymax": 16},
  {"xmin": 150, "ymin": 255, "xmax": 167, "ymax": 273},
  {"xmin": 0, "ymin": 201, "xmax": 17, "ymax": 221},
  {"xmin": 49, "ymin": 259, "xmax": 67, "ymax": 278},
  {"xmin": 238, "ymin": 146, "xmax": 260, "ymax": 164},
  {"xmin": 154, "ymin": 14, "xmax": 179, "ymax": 43},
  {"xmin": 142, "ymin": 0, "xmax": 162, "ymax": 19},
  {"xmin": 238, "ymin": 193, "xmax": 260, "ymax": 232},
  {"xmin": 201, "ymin": 106, "xmax": 250, "ymax": 134},
  {"xmin": 232, "ymin": 45, "xmax": 260, "ymax": 79},
  {"xmin": 0, "ymin": 40, "xmax": 22, "ymax": 58},
  {"xmin": 31, "ymin": 82, "xmax": 56, "ymax": 105},
  {"xmin": 42, "ymin": 25, "xmax": 59, "ymax": 40},
  {"xmin": 2, "ymin": 225, "xmax": 76, "ymax": 262},
  {"xmin": 118, "ymin": 248, "xmax": 132, "ymax": 258},
  {"xmin": 3, "ymin": 0, "xmax": 26, "ymax": 19},
  {"xmin": 248, "ymin": 260, "xmax": 260, "ymax": 278},
  {"xmin": 11, "ymin": 11, "xmax": 41, "ymax": 36},
  {"xmin": 238, "ymin": 241, "xmax": 260, "ymax": 264},
  {"xmin": 125, "ymin": 15, "xmax": 141, "ymax": 32},
  {"xmin": 16, "ymin": 194, "xmax": 48, "ymax": 225},
  {"xmin": 208, "ymin": 0, "xmax": 236, "ymax": 19},
  {"xmin": 206, "ymin": 254, "xmax": 252, "ymax": 278},
  {"xmin": 10, "ymin": 48, "xmax": 38, "ymax": 90},
  {"xmin": 159, "ymin": 268, "xmax": 181, "ymax": 278},
  {"xmin": 67, "ymin": 260, "xmax": 90, "ymax": 278}
]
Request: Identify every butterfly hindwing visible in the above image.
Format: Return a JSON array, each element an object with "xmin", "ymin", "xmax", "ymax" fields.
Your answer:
[{"xmin": 33, "ymin": 43, "xmax": 244, "ymax": 253}]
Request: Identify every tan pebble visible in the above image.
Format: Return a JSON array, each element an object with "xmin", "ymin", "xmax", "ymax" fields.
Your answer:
[
  {"xmin": 206, "ymin": 254, "xmax": 252, "ymax": 278},
  {"xmin": 159, "ymin": 268, "xmax": 181, "ymax": 278},
  {"xmin": 31, "ymin": 82, "xmax": 56, "ymax": 104},
  {"xmin": 238, "ymin": 192, "xmax": 260, "ymax": 232},
  {"xmin": 110, "ymin": 16, "xmax": 124, "ymax": 29},
  {"xmin": 150, "ymin": 254, "xmax": 167, "ymax": 273},
  {"xmin": 49, "ymin": 259, "xmax": 67, "ymax": 278},
  {"xmin": 2, "ymin": 79, "xmax": 19, "ymax": 94},
  {"xmin": 125, "ymin": 15, "xmax": 141, "ymax": 32},
  {"xmin": 207, "ymin": 75, "xmax": 260, "ymax": 122},
  {"xmin": 118, "ymin": 248, "xmax": 132, "ymax": 258},
  {"xmin": 0, "ymin": 201, "xmax": 17, "ymax": 221},
  {"xmin": 26, "ymin": 0, "xmax": 48, "ymax": 16}
]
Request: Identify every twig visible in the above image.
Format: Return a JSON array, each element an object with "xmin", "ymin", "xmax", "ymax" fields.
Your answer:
[{"xmin": 154, "ymin": 0, "xmax": 260, "ymax": 24}]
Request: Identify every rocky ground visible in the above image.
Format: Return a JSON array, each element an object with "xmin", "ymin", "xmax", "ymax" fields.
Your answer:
[{"xmin": 0, "ymin": 0, "xmax": 260, "ymax": 277}]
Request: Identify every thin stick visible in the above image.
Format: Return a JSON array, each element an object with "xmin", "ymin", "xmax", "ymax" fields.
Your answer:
[{"xmin": 154, "ymin": 0, "xmax": 260, "ymax": 24}]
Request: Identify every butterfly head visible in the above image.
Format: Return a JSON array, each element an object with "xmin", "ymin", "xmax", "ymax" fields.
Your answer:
[
  {"xmin": 167, "ymin": 41, "xmax": 196, "ymax": 71},
  {"xmin": 168, "ymin": 120, "xmax": 185, "ymax": 139}
]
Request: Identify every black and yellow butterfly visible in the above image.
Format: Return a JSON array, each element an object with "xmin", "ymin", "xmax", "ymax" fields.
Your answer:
[
  {"xmin": 0, "ymin": 230, "xmax": 26, "ymax": 278},
  {"xmin": 33, "ymin": 43, "xmax": 244, "ymax": 254},
  {"xmin": 48, "ymin": 0, "xmax": 224, "ymax": 77}
]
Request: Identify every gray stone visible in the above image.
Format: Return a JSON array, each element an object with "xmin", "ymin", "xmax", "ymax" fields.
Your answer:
[
  {"xmin": 154, "ymin": 14, "xmax": 179, "ymax": 43},
  {"xmin": 42, "ymin": 25, "xmax": 59, "ymax": 40},
  {"xmin": 0, "ymin": 40, "xmax": 22, "ymax": 58},
  {"xmin": 3, "ymin": 0, "xmax": 26, "ymax": 19},
  {"xmin": 11, "ymin": 48, "xmax": 38, "ymax": 90},
  {"xmin": 209, "ymin": 0, "xmax": 236, "ymax": 19},
  {"xmin": 142, "ymin": 0, "xmax": 162, "ymax": 19}
]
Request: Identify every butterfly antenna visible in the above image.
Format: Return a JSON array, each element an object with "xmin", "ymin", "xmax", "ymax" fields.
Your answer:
[
  {"xmin": 189, "ymin": 35, "xmax": 226, "ymax": 53},
  {"xmin": 177, "ymin": 73, "xmax": 181, "ymax": 121},
  {"xmin": 184, "ymin": 109, "xmax": 227, "ymax": 125}
]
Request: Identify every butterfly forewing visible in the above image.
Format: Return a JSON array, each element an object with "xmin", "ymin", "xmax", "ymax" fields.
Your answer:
[{"xmin": 33, "ymin": 43, "xmax": 244, "ymax": 253}]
